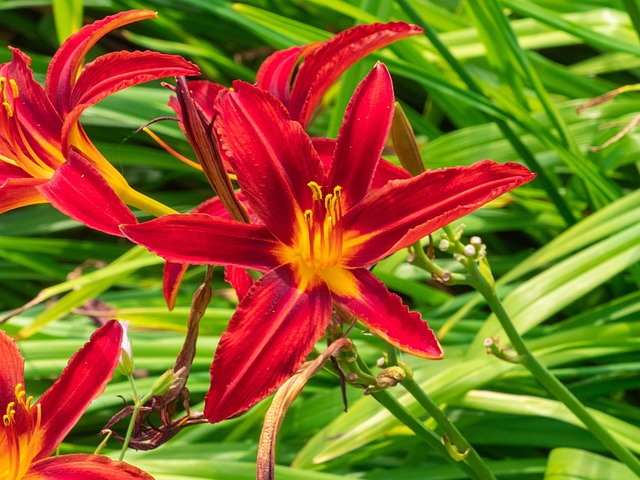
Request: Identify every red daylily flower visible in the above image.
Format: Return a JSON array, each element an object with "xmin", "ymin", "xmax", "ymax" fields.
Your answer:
[
  {"xmin": 162, "ymin": 22, "xmax": 421, "ymax": 306},
  {"xmin": 121, "ymin": 63, "xmax": 535, "ymax": 423},
  {"xmin": 0, "ymin": 10, "xmax": 199, "ymax": 216},
  {"xmin": 167, "ymin": 21, "xmax": 422, "ymax": 163},
  {"xmin": 0, "ymin": 320, "xmax": 152, "ymax": 479}
]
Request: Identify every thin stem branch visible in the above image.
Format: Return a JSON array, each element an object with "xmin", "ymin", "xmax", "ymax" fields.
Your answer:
[
  {"xmin": 371, "ymin": 389, "xmax": 479, "ymax": 479},
  {"xmin": 466, "ymin": 261, "xmax": 640, "ymax": 475},
  {"xmin": 402, "ymin": 378, "xmax": 496, "ymax": 480}
]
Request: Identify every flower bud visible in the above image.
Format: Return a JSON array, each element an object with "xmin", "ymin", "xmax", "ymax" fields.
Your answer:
[
  {"xmin": 151, "ymin": 368, "xmax": 184, "ymax": 396},
  {"xmin": 117, "ymin": 321, "xmax": 134, "ymax": 376}
]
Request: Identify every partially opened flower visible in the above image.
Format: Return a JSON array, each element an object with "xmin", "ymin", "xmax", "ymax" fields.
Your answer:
[
  {"xmin": 121, "ymin": 63, "xmax": 535, "ymax": 423},
  {"xmin": 0, "ymin": 9, "xmax": 199, "ymax": 216},
  {"xmin": 0, "ymin": 320, "xmax": 152, "ymax": 479}
]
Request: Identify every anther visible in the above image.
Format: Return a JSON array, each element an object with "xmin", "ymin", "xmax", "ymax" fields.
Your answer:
[
  {"xmin": 3, "ymin": 402, "xmax": 16, "ymax": 427},
  {"xmin": 9, "ymin": 79, "xmax": 18, "ymax": 98},
  {"xmin": 3, "ymin": 101, "xmax": 13, "ymax": 117},
  {"xmin": 307, "ymin": 181, "xmax": 323, "ymax": 201},
  {"xmin": 304, "ymin": 210, "xmax": 313, "ymax": 223}
]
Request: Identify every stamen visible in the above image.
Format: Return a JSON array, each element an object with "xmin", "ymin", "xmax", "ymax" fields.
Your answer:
[
  {"xmin": 3, "ymin": 402, "xmax": 16, "ymax": 427},
  {"xmin": 9, "ymin": 79, "xmax": 19, "ymax": 98},
  {"xmin": 143, "ymin": 127, "xmax": 204, "ymax": 172},
  {"xmin": 304, "ymin": 209, "xmax": 315, "ymax": 266},
  {"xmin": 3, "ymin": 101, "xmax": 13, "ymax": 118},
  {"xmin": 307, "ymin": 181, "xmax": 323, "ymax": 201}
]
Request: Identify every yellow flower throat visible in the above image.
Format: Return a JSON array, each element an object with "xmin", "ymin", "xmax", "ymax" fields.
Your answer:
[{"xmin": 1, "ymin": 383, "xmax": 42, "ymax": 480}]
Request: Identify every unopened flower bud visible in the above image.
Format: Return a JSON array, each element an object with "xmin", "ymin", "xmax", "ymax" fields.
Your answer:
[
  {"xmin": 375, "ymin": 366, "xmax": 406, "ymax": 388},
  {"xmin": 117, "ymin": 321, "xmax": 133, "ymax": 376},
  {"xmin": 470, "ymin": 236, "xmax": 482, "ymax": 245},
  {"xmin": 438, "ymin": 239, "xmax": 450, "ymax": 251},
  {"xmin": 463, "ymin": 244, "xmax": 476, "ymax": 257},
  {"xmin": 151, "ymin": 368, "xmax": 184, "ymax": 396}
]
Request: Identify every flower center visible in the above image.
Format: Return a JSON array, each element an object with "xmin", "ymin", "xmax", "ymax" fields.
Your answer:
[
  {"xmin": 1, "ymin": 383, "xmax": 42, "ymax": 480},
  {"xmin": 0, "ymin": 75, "xmax": 59, "ymax": 180},
  {"xmin": 302, "ymin": 181, "xmax": 344, "ymax": 270}
]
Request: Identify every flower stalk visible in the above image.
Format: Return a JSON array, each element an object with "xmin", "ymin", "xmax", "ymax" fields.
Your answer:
[{"xmin": 430, "ymin": 226, "xmax": 640, "ymax": 476}]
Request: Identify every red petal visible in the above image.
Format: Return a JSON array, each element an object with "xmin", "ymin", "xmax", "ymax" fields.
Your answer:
[
  {"xmin": 372, "ymin": 158, "xmax": 411, "ymax": 189},
  {"xmin": 224, "ymin": 265, "xmax": 254, "ymax": 302},
  {"xmin": 342, "ymin": 161, "xmax": 535, "ymax": 266},
  {"xmin": 215, "ymin": 82, "xmax": 324, "ymax": 245},
  {"xmin": 36, "ymin": 150, "xmax": 137, "ymax": 236},
  {"xmin": 328, "ymin": 63, "xmax": 394, "ymax": 209},
  {"xmin": 34, "ymin": 321, "xmax": 123, "ymax": 460},
  {"xmin": 1, "ymin": 48, "xmax": 64, "ymax": 171},
  {"xmin": 121, "ymin": 213, "xmax": 281, "ymax": 271},
  {"xmin": 62, "ymin": 51, "xmax": 200, "ymax": 143},
  {"xmin": 204, "ymin": 264, "xmax": 332, "ymax": 423},
  {"xmin": 288, "ymin": 22, "xmax": 422, "ymax": 127},
  {"xmin": 255, "ymin": 45, "xmax": 308, "ymax": 105},
  {"xmin": 0, "ymin": 329, "xmax": 25, "ymax": 410},
  {"xmin": 162, "ymin": 262, "xmax": 188, "ymax": 311},
  {"xmin": 46, "ymin": 10, "xmax": 158, "ymax": 115},
  {"xmin": 312, "ymin": 137, "xmax": 410, "ymax": 189},
  {"xmin": 333, "ymin": 268, "xmax": 443, "ymax": 359},
  {"xmin": 25, "ymin": 454, "xmax": 153, "ymax": 479},
  {"xmin": 160, "ymin": 193, "xmax": 252, "ymax": 309},
  {"xmin": 0, "ymin": 176, "xmax": 48, "ymax": 213}
]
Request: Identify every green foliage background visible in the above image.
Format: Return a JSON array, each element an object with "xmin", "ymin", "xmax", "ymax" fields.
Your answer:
[{"xmin": 0, "ymin": 0, "xmax": 639, "ymax": 478}]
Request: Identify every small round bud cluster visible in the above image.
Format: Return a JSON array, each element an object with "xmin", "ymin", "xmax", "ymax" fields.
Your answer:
[{"xmin": 459, "ymin": 235, "xmax": 487, "ymax": 263}]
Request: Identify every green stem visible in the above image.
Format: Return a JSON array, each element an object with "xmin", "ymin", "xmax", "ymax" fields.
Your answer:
[
  {"xmin": 371, "ymin": 389, "xmax": 479, "ymax": 479},
  {"xmin": 466, "ymin": 261, "xmax": 640, "ymax": 475},
  {"xmin": 402, "ymin": 378, "xmax": 496, "ymax": 480},
  {"xmin": 119, "ymin": 377, "xmax": 154, "ymax": 461}
]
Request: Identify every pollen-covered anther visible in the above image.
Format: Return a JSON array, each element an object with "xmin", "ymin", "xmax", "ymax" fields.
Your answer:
[
  {"xmin": 3, "ymin": 401, "xmax": 16, "ymax": 427},
  {"xmin": 9, "ymin": 79, "xmax": 19, "ymax": 98},
  {"xmin": 15, "ymin": 383, "xmax": 34, "ymax": 411}
]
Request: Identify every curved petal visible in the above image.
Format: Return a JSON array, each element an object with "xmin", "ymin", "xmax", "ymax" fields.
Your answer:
[
  {"xmin": 36, "ymin": 150, "xmax": 137, "ymax": 236},
  {"xmin": 162, "ymin": 262, "xmax": 188, "ymax": 311},
  {"xmin": 62, "ymin": 51, "xmax": 200, "ymax": 141},
  {"xmin": 3, "ymin": 48, "xmax": 64, "ymax": 171},
  {"xmin": 288, "ymin": 22, "xmax": 422, "ymax": 127},
  {"xmin": 311, "ymin": 137, "xmax": 410, "ymax": 189},
  {"xmin": 328, "ymin": 63, "xmax": 394, "ymax": 209},
  {"xmin": 342, "ymin": 161, "xmax": 535, "ymax": 266},
  {"xmin": 215, "ymin": 82, "xmax": 324, "ymax": 245},
  {"xmin": 224, "ymin": 265, "xmax": 254, "ymax": 302},
  {"xmin": 34, "ymin": 321, "xmax": 123, "ymax": 460},
  {"xmin": 160, "ymin": 193, "xmax": 252, "ymax": 309},
  {"xmin": 333, "ymin": 268, "xmax": 443, "ymax": 359},
  {"xmin": 0, "ymin": 329, "xmax": 25, "ymax": 410},
  {"xmin": 121, "ymin": 213, "xmax": 281, "ymax": 271},
  {"xmin": 46, "ymin": 10, "xmax": 158, "ymax": 115},
  {"xmin": 204, "ymin": 264, "xmax": 332, "ymax": 423},
  {"xmin": 0, "ymin": 176, "xmax": 48, "ymax": 213},
  {"xmin": 25, "ymin": 454, "xmax": 153, "ymax": 480},
  {"xmin": 255, "ymin": 45, "xmax": 308, "ymax": 105}
]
